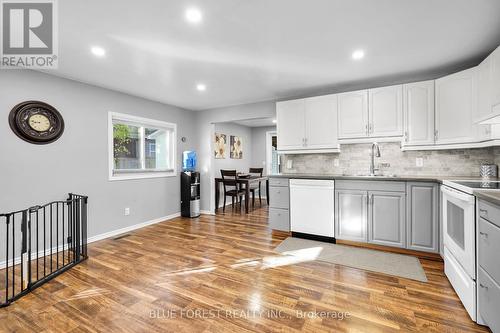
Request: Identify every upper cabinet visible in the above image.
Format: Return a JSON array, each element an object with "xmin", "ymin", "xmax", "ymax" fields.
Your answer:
[
  {"xmin": 338, "ymin": 86, "xmax": 403, "ymax": 140},
  {"xmin": 305, "ymin": 95, "xmax": 339, "ymax": 149},
  {"xmin": 476, "ymin": 56, "xmax": 492, "ymax": 122},
  {"xmin": 435, "ymin": 68, "xmax": 477, "ymax": 145},
  {"xmin": 369, "ymin": 85, "xmax": 403, "ymax": 137},
  {"xmin": 276, "ymin": 43, "xmax": 500, "ymax": 152},
  {"xmin": 491, "ymin": 46, "xmax": 500, "ymax": 112},
  {"xmin": 403, "ymin": 80, "xmax": 435, "ymax": 147},
  {"xmin": 276, "ymin": 99, "xmax": 306, "ymax": 150},
  {"xmin": 338, "ymin": 90, "xmax": 368, "ymax": 139},
  {"xmin": 277, "ymin": 95, "xmax": 339, "ymax": 152}
]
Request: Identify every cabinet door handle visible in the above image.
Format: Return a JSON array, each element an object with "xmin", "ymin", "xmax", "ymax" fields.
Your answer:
[
  {"xmin": 479, "ymin": 283, "xmax": 489, "ymax": 290},
  {"xmin": 434, "ymin": 130, "xmax": 438, "ymax": 141},
  {"xmin": 369, "ymin": 123, "xmax": 373, "ymax": 134},
  {"xmin": 479, "ymin": 209, "xmax": 488, "ymax": 215},
  {"xmin": 404, "ymin": 131, "xmax": 408, "ymax": 142},
  {"xmin": 365, "ymin": 124, "xmax": 369, "ymax": 136},
  {"xmin": 370, "ymin": 194, "xmax": 374, "ymax": 205},
  {"xmin": 479, "ymin": 231, "xmax": 488, "ymax": 238}
]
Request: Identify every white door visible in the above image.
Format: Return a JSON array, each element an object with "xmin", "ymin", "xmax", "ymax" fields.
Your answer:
[
  {"xmin": 491, "ymin": 46, "xmax": 500, "ymax": 110},
  {"xmin": 338, "ymin": 90, "xmax": 368, "ymax": 139},
  {"xmin": 276, "ymin": 99, "xmax": 306, "ymax": 150},
  {"xmin": 369, "ymin": 85, "xmax": 403, "ymax": 137},
  {"xmin": 403, "ymin": 81, "xmax": 435, "ymax": 146},
  {"xmin": 476, "ymin": 56, "xmax": 492, "ymax": 121},
  {"xmin": 435, "ymin": 68, "xmax": 477, "ymax": 144},
  {"xmin": 305, "ymin": 94, "xmax": 339, "ymax": 149},
  {"xmin": 290, "ymin": 179, "xmax": 335, "ymax": 238},
  {"xmin": 476, "ymin": 56, "xmax": 493, "ymax": 141}
]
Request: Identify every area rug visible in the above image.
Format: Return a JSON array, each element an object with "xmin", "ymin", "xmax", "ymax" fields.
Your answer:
[{"xmin": 274, "ymin": 237, "xmax": 427, "ymax": 282}]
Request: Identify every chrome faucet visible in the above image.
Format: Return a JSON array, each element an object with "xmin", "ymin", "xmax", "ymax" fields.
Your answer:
[{"xmin": 370, "ymin": 142, "xmax": 381, "ymax": 176}]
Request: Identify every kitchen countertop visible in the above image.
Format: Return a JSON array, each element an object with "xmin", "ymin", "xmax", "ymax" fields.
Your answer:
[
  {"xmin": 474, "ymin": 190, "xmax": 500, "ymax": 206},
  {"xmin": 269, "ymin": 173, "xmax": 493, "ymax": 183}
]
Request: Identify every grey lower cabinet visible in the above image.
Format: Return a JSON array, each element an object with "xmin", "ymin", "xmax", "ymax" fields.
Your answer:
[
  {"xmin": 335, "ymin": 190, "xmax": 368, "ymax": 242},
  {"xmin": 268, "ymin": 178, "xmax": 290, "ymax": 231},
  {"xmin": 368, "ymin": 191, "xmax": 406, "ymax": 248},
  {"xmin": 406, "ymin": 182, "xmax": 439, "ymax": 253},
  {"xmin": 477, "ymin": 199, "xmax": 500, "ymax": 333},
  {"xmin": 335, "ymin": 181, "xmax": 406, "ymax": 248}
]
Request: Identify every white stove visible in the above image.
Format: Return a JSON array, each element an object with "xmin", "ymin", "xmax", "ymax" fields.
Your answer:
[
  {"xmin": 440, "ymin": 179, "xmax": 500, "ymax": 323},
  {"xmin": 442, "ymin": 179, "xmax": 500, "ymax": 194}
]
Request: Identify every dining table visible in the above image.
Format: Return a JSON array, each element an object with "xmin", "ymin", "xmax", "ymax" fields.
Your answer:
[{"xmin": 215, "ymin": 175, "xmax": 269, "ymax": 213}]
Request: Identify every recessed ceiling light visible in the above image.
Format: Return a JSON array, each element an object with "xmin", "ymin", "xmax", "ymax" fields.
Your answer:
[
  {"xmin": 196, "ymin": 83, "xmax": 206, "ymax": 91},
  {"xmin": 185, "ymin": 7, "xmax": 202, "ymax": 24},
  {"xmin": 91, "ymin": 46, "xmax": 106, "ymax": 57},
  {"xmin": 272, "ymin": 119, "xmax": 277, "ymax": 124},
  {"xmin": 352, "ymin": 49, "xmax": 365, "ymax": 60}
]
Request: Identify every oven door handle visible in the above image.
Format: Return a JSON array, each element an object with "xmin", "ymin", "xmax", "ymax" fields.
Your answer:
[{"xmin": 441, "ymin": 186, "xmax": 475, "ymax": 204}]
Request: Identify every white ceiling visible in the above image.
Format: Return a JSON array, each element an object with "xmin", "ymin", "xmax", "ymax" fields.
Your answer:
[
  {"xmin": 231, "ymin": 118, "xmax": 276, "ymax": 128},
  {"xmin": 51, "ymin": 0, "xmax": 500, "ymax": 111}
]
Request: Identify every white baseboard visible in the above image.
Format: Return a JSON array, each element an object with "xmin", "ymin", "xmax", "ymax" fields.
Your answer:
[
  {"xmin": 0, "ymin": 212, "xmax": 181, "ymax": 270},
  {"xmin": 200, "ymin": 210, "xmax": 215, "ymax": 215},
  {"xmin": 87, "ymin": 212, "xmax": 180, "ymax": 244}
]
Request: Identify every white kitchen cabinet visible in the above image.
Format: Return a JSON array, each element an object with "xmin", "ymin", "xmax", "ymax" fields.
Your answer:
[
  {"xmin": 435, "ymin": 68, "xmax": 477, "ymax": 145},
  {"xmin": 277, "ymin": 95, "xmax": 339, "ymax": 152},
  {"xmin": 276, "ymin": 99, "xmax": 306, "ymax": 150},
  {"xmin": 338, "ymin": 90, "xmax": 368, "ymax": 139},
  {"xmin": 369, "ymin": 85, "xmax": 403, "ymax": 137},
  {"xmin": 491, "ymin": 46, "xmax": 500, "ymax": 111},
  {"xmin": 477, "ymin": 56, "xmax": 492, "ymax": 121},
  {"xmin": 402, "ymin": 81, "xmax": 435, "ymax": 146},
  {"xmin": 304, "ymin": 94, "xmax": 339, "ymax": 149}
]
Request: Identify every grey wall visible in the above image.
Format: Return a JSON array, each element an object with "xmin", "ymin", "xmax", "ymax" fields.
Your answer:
[
  {"xmin": 214, "ymin": 122, "xmax": 253, "ymax": 175},
  {"xmin": 282, "ymin": 142, "xmax": 495, "ymax": 177},
  {"xmin": 194, "ymin": 101, "xmax": 276, "ymax": 212},
  {"xmin": 0, "ymin": 70, "xmax": 197, "ymax": 240}
]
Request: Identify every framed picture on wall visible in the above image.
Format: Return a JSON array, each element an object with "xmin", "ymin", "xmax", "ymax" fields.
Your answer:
[
  {"xmin": 214, "ymin": 133, "xmax": 227, "ymax": 159},
  {"xmin": 230, "ymin": 135, "xmax": 243, "ymax": 159}
]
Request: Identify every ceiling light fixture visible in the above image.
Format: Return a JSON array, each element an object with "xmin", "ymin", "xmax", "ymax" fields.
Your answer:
[
  {"xmin": 185, "ymin": 7, "xmax": 202, "ymax": 24},
  {"xmin": 196, "ymin": 83, "xmax": 206, "ymax": 92},
  {"xmin": 352, "ymin": 49, "xmax": 365, "ymax": 60},
  {"xmin": 91, "ymin": 46, "xmax": 106, "ymax": 57}
]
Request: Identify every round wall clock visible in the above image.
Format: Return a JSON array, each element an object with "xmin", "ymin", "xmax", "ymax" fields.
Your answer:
[{"xmin": 8, "ymin": 101, "xmax": 65, "ymax": 144}]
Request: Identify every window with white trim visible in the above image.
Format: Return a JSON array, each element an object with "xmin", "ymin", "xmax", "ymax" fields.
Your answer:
[{"xmin": 109, "ymin": 112, "xmax": 177, "ymax": 180}]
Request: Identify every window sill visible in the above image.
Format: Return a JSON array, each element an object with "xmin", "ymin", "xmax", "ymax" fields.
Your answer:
[{"xmin": 109, "ymin": 171, "xmax": 177, "ymax": 181}]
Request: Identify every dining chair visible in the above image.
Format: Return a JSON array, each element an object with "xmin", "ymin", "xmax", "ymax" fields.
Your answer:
[
  {"xmin": 220, "ymin": 170, "xmax": 246, "ymax": 212},
  {"xmin": 248, "ymin": 167, "xmax": 264, "ymax": 207}
]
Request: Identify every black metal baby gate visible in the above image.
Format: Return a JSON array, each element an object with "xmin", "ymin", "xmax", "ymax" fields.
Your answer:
[{"xmin": 0, "ymin": 193, "xmax": 88, "ymax": 307}]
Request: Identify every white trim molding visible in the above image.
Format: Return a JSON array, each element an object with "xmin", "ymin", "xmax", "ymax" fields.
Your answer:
[
  {"xmin": 87, "ymin": 212, "xmax": 181, "ymax": 243},
  {"xmin": 108, "ymin": 112, "xmax": 177, "ymax": 181}
]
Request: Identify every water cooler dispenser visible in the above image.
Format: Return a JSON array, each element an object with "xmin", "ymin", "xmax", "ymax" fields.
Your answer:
[{"xmin": 181, "ymin": 151, "xmax": 200, "ymax": 218}]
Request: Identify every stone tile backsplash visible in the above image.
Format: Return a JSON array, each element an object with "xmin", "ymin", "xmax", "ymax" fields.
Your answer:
[{"xmin": 282, "ymin": 142, "xmax": 497, "ymax": 177}]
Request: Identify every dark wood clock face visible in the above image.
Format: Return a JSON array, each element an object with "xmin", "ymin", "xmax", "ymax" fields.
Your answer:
[{"xmin": 8, "ymin": 101, "xmax": 65, "ymax": 144}]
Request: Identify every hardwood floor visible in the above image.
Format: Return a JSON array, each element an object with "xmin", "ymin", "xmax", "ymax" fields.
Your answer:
[{"xmin": 0, "ymin": 205, "xmax": 490, "ymax": 332}]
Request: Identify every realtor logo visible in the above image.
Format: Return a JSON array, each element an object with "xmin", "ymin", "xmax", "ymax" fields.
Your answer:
[{"xmin": 1, "ymin": 0, "xmax": 58, "ymax": 69}]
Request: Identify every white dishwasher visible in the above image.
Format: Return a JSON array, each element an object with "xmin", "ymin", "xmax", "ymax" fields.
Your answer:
[{"xmin": 289, "ymin": 179, "xmax": 335, "ymax": 240}]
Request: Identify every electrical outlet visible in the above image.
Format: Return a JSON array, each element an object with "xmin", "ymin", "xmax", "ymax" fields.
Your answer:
[
  {"xmin": 286, "ymin": 160, "xmax": 293, "ymax": 169},
  {"xmin": 333, "ymin": 159, "xmax": 340, "ymax": 167},
  {"xmin": 416, "ymin": 157, "xmax": 424, "ymax": 167},
  {"xmin": 124, "ymin": 207, "xmax": 130, "ymax": 216}
]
